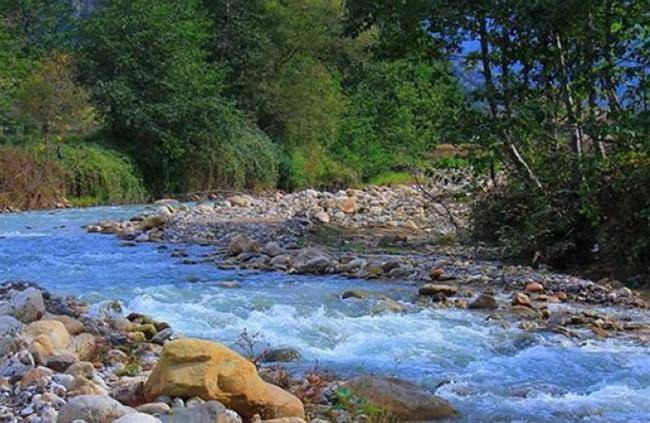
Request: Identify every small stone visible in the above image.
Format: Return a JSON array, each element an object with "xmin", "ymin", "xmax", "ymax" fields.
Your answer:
[
  {"xmin": 429, "ymin": 268, "xmax": 445, "ymax": 280},
  {"xmin": 136, "ymin": 402, "xmax": 170, "ymax": 415},
  {"xmin": 341, "ymin": 290, "xmax": 368, "ymax": 300},
  {"xmin": 511, "ymin": 293, "xmax": 532, "ymax": 307},
  {"xmin": 262, "ymin": 242, "xmax": 283, "ymax": 258},
  {"xmin": 218, "ymin": 281, "xmax": 241, "ymax": 289},
  {"xmin": 526, "ymin": 283, "xmax": 544, "ymax": 293},
  {"xmin": 468, "ymin": 293, "xmax": 498, "ymax": 310},
  {"xmin": 419, "ymin": 284, "xmax": 457, "ymax": 297}
]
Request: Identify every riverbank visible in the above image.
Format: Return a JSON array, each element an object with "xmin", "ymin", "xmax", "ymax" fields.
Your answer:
[
  {"xmin": 2, "ymin": 281, "xmax": 457, "ymax": 422},
  {"xmin": 90, "ymin": 186, "xmax": 648, "ymax": 337},
  {"xmin": 1, "ymin": 187, "xmax": 649, "ymax": 421}
]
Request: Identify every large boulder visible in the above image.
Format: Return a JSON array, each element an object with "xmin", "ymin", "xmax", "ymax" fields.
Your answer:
[
  {"xmin": 23, "ymin": 319, "xmax": 71, "ymax": 349},
  {"xmin": 343, "ymin": 376, "xmax": 457, "ymax": 421},
  {"xmin": 143, "ymin": 339, "xmax": 304, "ymax": 420},
  {"xmin": 0, "ymin": 287, "xmax": 45, "ymax": 323},
  {"xmin": 58, "ymin": 395, "xmax": 135, "ymax": 423}
]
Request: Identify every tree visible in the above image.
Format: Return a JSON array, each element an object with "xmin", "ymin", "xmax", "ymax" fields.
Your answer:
[
  {"xmin": 16, "ymin": 53, "xmax": 93, "ymax": 153},
  {"xmin": 80, "ymin": 0, "xmax": 278, "ymax": 194}
]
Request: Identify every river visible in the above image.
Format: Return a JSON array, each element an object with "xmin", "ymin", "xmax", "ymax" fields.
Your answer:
[{"xmin": 1, "ymin": 205, "xmax": 649, "ymax": 422}]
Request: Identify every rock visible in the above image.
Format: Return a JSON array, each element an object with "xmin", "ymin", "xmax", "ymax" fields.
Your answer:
[
  {"xmin": 19, "ymin": 366, "xmax": 53, "ymax": 389},
  {"xmin": 66, "ymin": 362, "xmax": 96, "ymax": 379},
  {"xmin": 341, "ymin": 290, "xmax": 368, "ymax": 300},
  {"xmin": 227, "ymin": 234, "xmax": 260, "ymax": 256},
  {"xmin": 143, "ymin": 339, "xmax": 304, "ymax": 419},
  {"xmin": 526, "ymin": 283, "xmax": 544, "ymax": 293},
  {"xmin": 0, "ymin": 315, "xmax": 23, "ymax": 336},
  {"xmin": 338, "ymin": 197, "xmax": 356, "ymax": 214},
  {"xmin": 142, "ymin": 216, "xmax": 166, "ymax": 230},
  {"xmin": 159, "ymin": 401, "xmax": 228, "ymax": 423},
  {"xmin": 115, "ymin": 413, "xmax": 162, "ymax": 423},
  {"xmin": 261, "ymin": 348, "xmax": 300, "ymax": 363},
  {"xmin": 261, "ymin": 419, "xmax": 306, "ymax": 423},
  {"xmin": 58, "ymin": 395, "xmax": 135, "ymax": 423},
  {"xmin": 296, "ymin": 256, "xmax": 330, "ymax": 274},
  {"xmin": 218, "ymin": 281, "xmax": 241, "ymax": 289},
  {"xmin": 136, "ymin": 402, "xmax": 170, "ymax": 415},
  {"xmin": 228, "ymin": 195, "xmax": 252, "ymax": 207},
  {"xmin": 46, "ymin": 351, "xmax": 78, "ymax": 372},
  {"xmin": 23, "ymin": 320, "xmax": 70, "ymax": 349},
  {"xmin": 47, "ymin": 314, "xmax": 84, "ymax": 335},
  {"xmin": 3, "ymin": 288, "xmax": 45, "ymax": 323},
  {"xmin": 512, "ymin": 292, "xmax": 532, "ymax": 307},
  {"xmin": 111, "ymin": 378, "xmax": 146, "ymax": 407},
  {"xmin": 68, "ymin": 376, "xmax": 109, "ymax": 396},
  {"xmin": 262, "ymin": 242, "xmax": 283, "ymax": 258},
  {"xmin": 616, "ymin": 287, "xmax": 633, "ymax": 298},
  {"xmin": 29, "ymin": 334, "xmax": 55, "ymax": 364},
  {"xmin": 429, "ymin": 268, "xmax": 445, "ymax": 280},
  {"xmin": 343, "ymin": 376, "xmax": 456, "ymax": 421},
  {"xmin": 419, "ymin": 284, "xmax": 457, "ymax": 297},
  {"xmin": 71, "ymin": 333, "xmax": 96, "ymax": 361},
  {"xmin": 468, "ymin": 293, "xmax": 498, "ymax": 310},
  {"xmin": 314, "ymin": 212, "xmax": 330, "ymax": 224},
  {"xmin": 269, "ymin": 255, "xmax": 292, "ymax": 270},
  {"xmin": 152, "ymin": 328, "xmax": 174, "ymax": 345}
]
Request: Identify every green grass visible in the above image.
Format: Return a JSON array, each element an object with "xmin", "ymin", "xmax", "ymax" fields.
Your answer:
[{"xmin": 365, "ymin": 171, "xmax": 414, "ymax": 187}]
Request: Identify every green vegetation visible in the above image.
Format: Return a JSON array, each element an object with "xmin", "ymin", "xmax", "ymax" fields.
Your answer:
[
  {"xmin": 347, "ymin": 0, "xmax": 649, "ymax": 280},
  {"xmin": 0, "ymin": 0, "xmax": 647, "ymax": 281}
]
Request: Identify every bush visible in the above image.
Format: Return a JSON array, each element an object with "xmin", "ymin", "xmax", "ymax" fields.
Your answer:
[
  {"xmin": 183, "ymin": 127, "xmax": 279, "ymax": 192},
  {"xmin": 0, "ymin": 145, "xmax": 67, "ymax": 210},
  {"xmin": 59, "ymin": 143, "xmax": 146, "ymax": 206},
  {"xmin": 472, "ymin": 152, "xmax": 650, "ymax": 282}
]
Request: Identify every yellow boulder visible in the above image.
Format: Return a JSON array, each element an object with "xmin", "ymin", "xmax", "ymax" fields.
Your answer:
[
  {"xmin": 23, "ymin": 320, "xmax": 71, "ymax": 350},
  {"xmin": 143, "ymin": 339, "xmax": 303, "ymax": 420}
]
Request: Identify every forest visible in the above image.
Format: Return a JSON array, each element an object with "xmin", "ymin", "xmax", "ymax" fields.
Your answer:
[{"xmin": 0, "ymin": 0, "xmax": 648, "ymax": 281}]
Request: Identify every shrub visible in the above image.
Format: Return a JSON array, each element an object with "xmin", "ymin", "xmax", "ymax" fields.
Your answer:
[
  {"xmin": 472, "ymin": 152, "xmax": 650, "ymax": 283},
  {"xmin": 59, "ymin": 143, "xmax": 146, "ymax": 206},
  {"xmin": 0, "ymin": 145, "xmax": 67, "ymax": 210}
]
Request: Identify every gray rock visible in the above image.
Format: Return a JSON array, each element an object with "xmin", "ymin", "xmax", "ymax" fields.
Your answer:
[
  {"xmin": 296, "ymin": 256, "xmax": 330, "ymax": 274},
  {"xmin": 114, "ymin": 413, "xmax": 162, "ymax": 423},
  {"xmin": 227, "ymin": 234, "xmax": 260, "ymax": 256},
  {"xmin": 136, "ymin": 402, "xmax": 170, "ymax": 415},
  {"xmin": 261, "ymin": 348, "xmax": 301, "ymax": 363},
  {"xmin": 344, "ymin": 376, "xmax": 457, "ymax": 421},
  {"xmin": 151, "ymin": 328, "xmax": 173, "ymax": 345},
  {"xmin": 269, "ymin": 255, "xmax": 292, "ymax": 270},
  {"xmin": 262, "ymin": 242, "xmax": 283, "ymax": 258},
  {"xmin": 160, "ymin": 401, "xmax": 229, "ymax": 423},
  {"xmin": 1, "ymin": 288, "xmax": 45, "ymax": 323},
  {"xmin": 58, "ymin": 395, "xmax": 135, "ymax": 423},
  {"xmin": 0, "ymin": 315, "xmax": 23, "ymax": 336}
]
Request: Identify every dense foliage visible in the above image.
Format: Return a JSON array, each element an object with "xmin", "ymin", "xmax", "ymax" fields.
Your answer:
[
  {"xmin": 347, "ymin": 0, "xmax": 649, "ymax": 279},
  {"xmin": 0, "ymin": 0, "xmax": 647, "ymax": 281}
]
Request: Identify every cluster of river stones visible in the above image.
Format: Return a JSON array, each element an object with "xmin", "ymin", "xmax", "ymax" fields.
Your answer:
[
  {"xmin": 0, "ymin": 281, "xmax": 458, "ymax": 422},
  {"xmin": 88, "ymin": 186, "xmax": 648, "ymax": 340}
]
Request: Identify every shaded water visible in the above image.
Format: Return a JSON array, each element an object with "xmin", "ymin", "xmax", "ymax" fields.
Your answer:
[{"xmin": 1, "ymin": 206, "xmax": 649, "ymax": 422}]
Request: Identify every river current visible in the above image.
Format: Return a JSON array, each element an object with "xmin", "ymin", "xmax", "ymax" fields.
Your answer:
[{"xmin": 0, "ymin": 205, "xmax": 648, "ymax": 422}]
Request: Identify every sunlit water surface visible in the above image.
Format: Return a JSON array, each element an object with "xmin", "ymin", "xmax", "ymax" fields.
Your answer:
[{"xmin": 1, "ymin": 206, "xmax": 648, "ymax": 422}]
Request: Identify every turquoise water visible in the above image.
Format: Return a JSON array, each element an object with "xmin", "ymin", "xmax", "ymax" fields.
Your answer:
[{"xmin": 1, "ymin": 205, "xmax": 649, "ymax": 422}]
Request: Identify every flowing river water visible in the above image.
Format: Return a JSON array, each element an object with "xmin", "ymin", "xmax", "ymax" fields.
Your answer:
[{"xmin": 1, "ymin": 205, "xmax": 649, "ymax": 422}]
